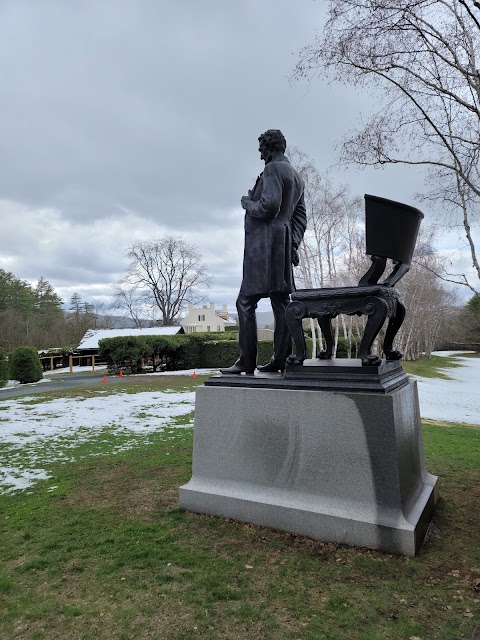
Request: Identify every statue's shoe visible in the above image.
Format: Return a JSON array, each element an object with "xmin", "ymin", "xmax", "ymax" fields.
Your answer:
[
  {"xmin": 219, "ymin": 362, "xmax": 255, "ymax": 375},
  {"xmin": 256, "ymin": 360, "xmax": 285, "ymax": 373}
]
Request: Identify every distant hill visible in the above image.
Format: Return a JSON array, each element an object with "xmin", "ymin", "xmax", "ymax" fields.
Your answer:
[{"xmin": 93, "ymin": 315, "xmax": 153, "ymax": 329}]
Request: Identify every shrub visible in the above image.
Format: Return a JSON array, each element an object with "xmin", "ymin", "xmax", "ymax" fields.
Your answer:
[
  {"xmin": 98, "ymin": 335, "xmax": 189, "ymax": 373},
  {"xmin": 98, "ymin": 336, "xmax": 149, "ymax": 373},
  {"xmin": 9, "ymin": 346, "xmax": 43, "ymax": 384},
  {"xmin": 176, "ymin": 337, "xmax": 275, "ymax": 369},
  {"xmin": 143, "ymin": 335, "xmax": 188, "ymax": 371},
  {"xmin": 0, "ymin": 348, "xmax": 9, "ymax": 387}
]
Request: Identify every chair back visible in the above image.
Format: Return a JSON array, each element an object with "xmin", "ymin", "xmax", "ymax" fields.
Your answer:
[{"xmin": 364, "ymin": 195, "xmax": 424, "ymax": 266}]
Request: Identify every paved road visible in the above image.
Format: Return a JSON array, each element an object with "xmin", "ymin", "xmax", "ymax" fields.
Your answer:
[{"xmin": 0, "ymin": 373, "xmax": 107, "ymax": 399}]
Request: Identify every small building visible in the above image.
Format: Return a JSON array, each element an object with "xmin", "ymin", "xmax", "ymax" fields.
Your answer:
[{"xmin": 181, "ymin": 303, "xmax": 237, "ymax": 334}]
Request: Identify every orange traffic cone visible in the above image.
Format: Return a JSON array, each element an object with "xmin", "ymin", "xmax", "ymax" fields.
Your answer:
[
  {"xmin": 119, "ymin": 370, "xmax": 123, "ymax": 377},
  {"xmin": 193, "ymin": 371, "xmax": 197, "ymax": 379},
  {"xmin": 102, "ymin": 375, "xmax": 107, "ymax": 384}
]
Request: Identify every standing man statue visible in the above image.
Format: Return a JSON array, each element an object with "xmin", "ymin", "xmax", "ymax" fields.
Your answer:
[{"xmin": 221, "ymin": 129, "xmax": 307, "ymax": 375}]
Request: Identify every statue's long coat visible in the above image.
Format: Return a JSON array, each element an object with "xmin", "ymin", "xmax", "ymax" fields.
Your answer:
[{"xmin": 241, "ymin": 155, "xmax": 307, "ymax": 297}]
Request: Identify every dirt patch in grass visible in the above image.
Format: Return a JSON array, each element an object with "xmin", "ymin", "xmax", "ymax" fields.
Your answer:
[{"xmin": 61, "ymin": 459, "xmax": 186, "ymax": 519}]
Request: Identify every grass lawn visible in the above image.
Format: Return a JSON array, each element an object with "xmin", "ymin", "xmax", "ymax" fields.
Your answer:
[{"xmin": 0, "ymin": 376, "xmax": 479, "ymax": 639}]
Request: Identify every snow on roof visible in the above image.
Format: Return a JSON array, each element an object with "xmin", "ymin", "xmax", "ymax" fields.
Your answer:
[{"xmin": 77, "ymin": 327, "xmax": 182, "ymax": 350}]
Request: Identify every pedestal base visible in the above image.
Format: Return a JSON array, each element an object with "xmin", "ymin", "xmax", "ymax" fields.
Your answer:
[{"xmin": 179, "ymin": 380, "xmax": 438, "ymax": 555}]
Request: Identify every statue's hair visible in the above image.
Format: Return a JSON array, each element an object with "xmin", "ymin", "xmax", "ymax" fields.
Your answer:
[{"xmin": 258, "ymin": 129, "xmax": 286, "ymax": 153}]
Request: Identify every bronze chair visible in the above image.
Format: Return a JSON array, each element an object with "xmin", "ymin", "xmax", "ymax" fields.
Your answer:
[{"xmin": 285, "ymin": 195, "xmax": 424, "ymax": 367}]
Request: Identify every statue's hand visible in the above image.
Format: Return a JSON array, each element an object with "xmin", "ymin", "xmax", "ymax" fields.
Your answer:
[
  {"xmin": 292, "ymin": 247, "xmax": 300, "ymax": 266},
  {"xmin": 241, "ymin": 196, "xmax": 251, "ymax": 210}
]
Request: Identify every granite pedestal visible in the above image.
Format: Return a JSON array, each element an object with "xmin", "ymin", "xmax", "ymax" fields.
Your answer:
[{"xmin": 179, "ymin": 372, "xmax": 438, "ymax": 555}]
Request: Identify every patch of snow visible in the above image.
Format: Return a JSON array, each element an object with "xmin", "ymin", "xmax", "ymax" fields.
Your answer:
[
  {"xmin": 431, "ymin": 350, "xmax": 476, "ymax": 357},
  {"xmin": 0, "ymin": 467, "xmax": 50, "ymax": 492},
  {"xmin": 0, "ymin": 378, "xmax": 53, "ymax": 392},
  {"xmin": 0, "ymin": 389, "xmax": 195, "ymax": 493},
  {"xmin": 413, "ymin": 352, "xmax": 480, "ymax": 425},
  {"xmin": 44, "ymin": 365, "xmax": 108, "ymax": 376}
]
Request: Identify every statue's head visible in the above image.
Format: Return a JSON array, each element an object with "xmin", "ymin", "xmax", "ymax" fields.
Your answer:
[{"xmin": 258, "ymin": 129, "xmax": 286, "ymax": 161}]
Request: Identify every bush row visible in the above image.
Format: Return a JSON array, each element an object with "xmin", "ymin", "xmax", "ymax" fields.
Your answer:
[{"xmin": 98, "ymin": 332, "xmax": 278, "ymax": 372}]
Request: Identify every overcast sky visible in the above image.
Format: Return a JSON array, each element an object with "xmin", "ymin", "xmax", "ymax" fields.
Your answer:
[{"xmin": 0, "ymin": 0, "xmax": 477, "ymax": 315}]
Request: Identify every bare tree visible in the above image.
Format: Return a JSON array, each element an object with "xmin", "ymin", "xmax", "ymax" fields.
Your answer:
[
  {"xmin": 112, "ymin": 285, "xmax": 146, "ymax": 328},
  {"xmin": 114, "ymin": 235, "xmax": 211, "ymax": 326},
  {"xmin": 294, "ymin": 0, "xmax": 480, "ymax": 292},
  {"xmin": 394, "ymin": 230, "xmax": 457, "ymax": 358}
]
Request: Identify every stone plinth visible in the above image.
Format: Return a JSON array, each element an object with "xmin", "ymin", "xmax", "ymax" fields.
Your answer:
[{"xmin": 179, "ymin": 379, "xmax": 438, "ymax": 555}]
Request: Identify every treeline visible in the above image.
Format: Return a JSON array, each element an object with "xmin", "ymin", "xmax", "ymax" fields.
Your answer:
[
  {"xmin": 441, "ymin": 293, "xmax": 480, "ymax": 352},
  {"xmin": 0, "ymin": 270, "xmax": 106, "ymax": 351}
]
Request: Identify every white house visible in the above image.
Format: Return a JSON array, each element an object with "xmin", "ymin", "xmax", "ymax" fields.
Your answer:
[{"xmin": 181, "ymin": 303, "xmax": 237, "ymax": 334}]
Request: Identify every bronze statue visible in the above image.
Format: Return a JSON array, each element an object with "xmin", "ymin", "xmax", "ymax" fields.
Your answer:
[{"xmin": 220, "ymin": 129, "xmax": 307, "ymax": 375}]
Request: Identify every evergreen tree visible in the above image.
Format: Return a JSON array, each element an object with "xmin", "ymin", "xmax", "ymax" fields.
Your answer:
[
  {"xmin": 0, "ymin": 269, "xmax": 36, "ymax": 316},
  {"xmin": 9, "ymin": 346, "xmax": 43, "ymax": 384},
  {"xmin": 34, "ymin": 277, "xmax": 63, "ymax": 315}
]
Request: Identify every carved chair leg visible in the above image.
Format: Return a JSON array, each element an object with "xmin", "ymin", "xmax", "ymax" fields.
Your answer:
[
  {"xmin": 285, "ymin": 301, "xmax": 307, "ymax": 365},
  {"xmin": 359, "ymin": 297, "xmax": 389, "ymax": 366},
  {"xmin": 381, "ymin": 262, "xmax": 409, "ymax": 287},
  {"xmin": 318, "ymin": 316, "xmax": 333, "ymax": 359},
  {"xmin": 359, "ymin": 255, "xmax": 387, "ymax": 286},
  {"xmin": 383, "ymin": 300, "xmax": 406, "ymax": 360}
]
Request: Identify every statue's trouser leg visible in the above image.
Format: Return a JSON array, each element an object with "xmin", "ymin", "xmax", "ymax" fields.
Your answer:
[
  {"xmin": 318, "ymin": 317, "xmax": 334, "ymax": 358},
  {"xmin": 236, "ymin": 292, "xmax": 261, "ymax": 369},
  {"xmin": 270, "ymin": 292, "xmax": 291, "ymax": 364}
]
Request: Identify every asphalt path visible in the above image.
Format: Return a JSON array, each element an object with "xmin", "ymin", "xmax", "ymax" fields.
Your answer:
[{"xmin": 0, "ymin": 373, "xmax": 109, "ymax": 399}]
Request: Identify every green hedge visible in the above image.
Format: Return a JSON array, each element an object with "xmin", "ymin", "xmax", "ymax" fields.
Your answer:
[
  {"xmin": 98, "ymin": 332, "xmax": 276, "ymax": 371},
  {"xmin": 193, "ymin": 340, "xmax": 274, "ymax": 368}
]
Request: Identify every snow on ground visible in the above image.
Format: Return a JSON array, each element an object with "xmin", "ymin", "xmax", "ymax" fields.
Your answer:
[
  {"xmin": 0, "ymin": 388, "xmax": 195, "ymax": 494},
  {"xmin": 413, "ymin": 352, "xmax": 480, "ymax": 426},
  {"xmin": 44, "ymin": 365, "xmax": 108, "ymax": 376}
]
